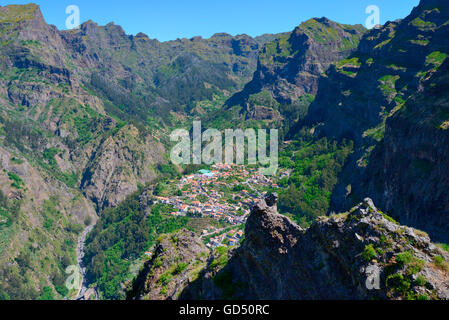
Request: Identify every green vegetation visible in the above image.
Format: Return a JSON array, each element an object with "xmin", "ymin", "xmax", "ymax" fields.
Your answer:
[
  {"xmin": 0, "ymin": 4, "xmax": 39, "ymax": 24},
  {"xmin": 278, "ymin": 137, "xmax": 353, "ymax": 227},
  {"xmin": 396, "ymin": 251, "xmax": 425, "ymax": 275},
  {"xmin": 210, "ymin": 246, "xmax": 230, "ymax": 270},
  {"xmin": 436, "ymin": 243, "xmax": 449, "ymax": 252},
  {"xmin": 37, "ymin": 287, "xmax": 55, "ymax": 301},
  {"xmin": 410, "ymin": 38, "xmax": 430, "ymax": 46},
  {"xmin": 383, "ymin": 250, "xmax": 428, "ymax": 299},
  {"xmin": 433, "ymin": 255, "xmax": 448, "ymax": 272},
  {"xmin": 84, "ymin": 190, "xmax": 190, "ymax": 299},
  {"xmin": 10, "ymin": 157, "xmax": 24, "ymax": 165},
  {"xmin": 158, "ymin": 272, "xmax": 173, "ymax": 286},
  {"xmin": 0, "ymin": 191, "xmax": 79, "ymax": 300},
  {"xmin": 415, "ymin": 275, "xmax": 427, "ymax": 287},
  {"xmin": 386, "ymin": 273, "xmax": 412, "ymax": 297},
  {"xmin": 374, "ymin": 39, "xmax": 392, "ymax": 49},
  {"xmin": 8, "ymin": 172, "xmax": 25, "ymax": 190},
  {"xmin": 362, "ymin": 244, "xmax": 378, "ymax": 262},
  {"xmin": 260, "ymin": 33, "xmax": 292, "ymax": 63},
  {"xmin": 43, "ymin": 148, "xmax": 60, "ymax": 168},
  {"xmin": 335, "ymin": 57, "xmax": 361, "ymax": 77},
  {"xmin": 248, "ymin": 90, "xmax": 279, "ymax": 109},
  {"xmin": 425, "ymin": 51, "xmax": 448, "ymax": 68},
  {"xmin": 336, "ymin": 57, "xmax": 361, "ymax": 69},
  {"xmin": 378, "ymin": 75, "xmax": 400, "ymax": 97},
  {"xmin": 379, "ymin": 211, "xmax": 399, "ymax": 225},
  {"xmin": 363, "ymin": 123, "xmax": 385, "ymax": 142},
  {"xmin": 411, "ymin": 17, "xmax": 436, "ymax": 29},
  {"xmin": 173, "ymin": 262, "xmax": 188, "ymax": 275}
]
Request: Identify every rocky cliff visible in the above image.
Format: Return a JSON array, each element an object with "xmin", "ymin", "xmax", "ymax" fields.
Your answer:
[
  {"xmin": 360, "ymin": 57, "xmax": 449, "ymax": 243},
  {"xmin": 291, "ymin": 0, "xmax": 449, "ymax": 242},
  {"xmin": 210, "ymin": 18, "xmax": 365, "ymax": 131},
  {"xmin": 178, "ymin": 195, "xmax": 449, "ymax": 300}
]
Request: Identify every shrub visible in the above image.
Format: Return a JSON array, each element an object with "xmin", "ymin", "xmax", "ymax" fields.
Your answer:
[
  {"xmin": 84, "ymin": 216, "xmax": 93, "ymax": 226},
  {"xmin": 37, "ymin": 287, "xmax": 54, "ymax": 300},
  {"xmin": 362, "ymin": 244, "xmax": 378, "ymax": 262},
  {"xmin": 386, "ymin": 273, "xmax": 411, "ymax": 296},
  {"xmin": 434, "ymin": 255, "xmax": 449, "ymax": 272},
  {"xmin": 8, "ymin": 172, "xmax": 25, "ymax": 189},
  {"xmin": 396, "ymin": 251, "xmax": 425, "ymax": 275},
  {"xmin": 396, "ymin": 251, "xmax": 413, "ymax": 266},
  {"xmin": 173, "ymin": 262, "xmax": 188, "ymax": 275}
]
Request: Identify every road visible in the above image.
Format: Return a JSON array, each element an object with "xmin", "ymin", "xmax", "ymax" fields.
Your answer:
[{"xmin": 75, "ymin": 224, "xmax": 96, "ymax": 300}]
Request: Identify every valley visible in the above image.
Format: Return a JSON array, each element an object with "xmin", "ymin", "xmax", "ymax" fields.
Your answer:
[{"xmin": 0, "ymin": 0, "xmax": 448, "ymax": 301}]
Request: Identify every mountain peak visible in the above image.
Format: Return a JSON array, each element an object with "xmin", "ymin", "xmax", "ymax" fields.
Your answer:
[{"xmin": 0, "ymin": 3, "xmax": 43, "ymax": 24}]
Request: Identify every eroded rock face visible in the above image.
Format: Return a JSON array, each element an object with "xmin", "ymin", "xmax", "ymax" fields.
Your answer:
[
  {"xmin": 298, "ymin": 0, "xmax": 449, "ymax": 242},
  {"xmin": 128, "ymin": 229, "xmax": 209, "ymax": 300},
  {"xmin": 225, "ymin": 18, "xmax": 366, "ymax": 123},
  {"xmin": 80, "ymin": 125, "xmax": 165, "ymax": 210},
  {"xmin": 360, "ymin": 58, "xmax": 449, "ymax": 243},
  {"xmin": 181, "ymin": 195, "xmax": 449, "ymax": 300}
]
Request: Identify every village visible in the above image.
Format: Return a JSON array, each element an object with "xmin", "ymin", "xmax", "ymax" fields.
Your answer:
[{"xmin": 153, "ymin": 163, "xmax": 288, "ymax": 249}]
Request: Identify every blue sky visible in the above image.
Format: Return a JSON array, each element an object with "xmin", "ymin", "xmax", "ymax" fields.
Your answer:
[{"xmin": 1, "ymin": 0, "xmax": 420, "ymax": 41}]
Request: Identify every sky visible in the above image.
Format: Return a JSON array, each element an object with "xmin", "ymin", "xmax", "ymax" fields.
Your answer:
[{"xmin": 0, "ymin": 0, "xmax": 420, "ymax": 42}]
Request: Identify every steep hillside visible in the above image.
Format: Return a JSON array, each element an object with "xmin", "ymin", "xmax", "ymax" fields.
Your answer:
[
  {"xmin": 360, "ymin": 57, "xmax": 449, "ymax": 242},
  {"xmin": 127, "ymin": 229, "xmax": 209, "ymax": 300},
  {"xmin": 205, "ymin": 18, "xmax": 366, "ymax": 133},
  {"xmin": 295, "ymin": 0, "xmax": 449, "ymax": 241},
  {"xmin": 0, "ymin": 3, "xmax": 271, "ymax": 299},
  {"xmin": 130, "ymin": 194, "xmax": 449, "ymax": 300},
  {"xmin": 304, "ymin": 0, "xmax": 449, "ymax": 143},
  {"xmin": 0, "ymin": 4, "xmax": 101, "ymax": 300},
  {"xmin": 62, "ymin": 22, "xmax": 275, "ymax": 120}
]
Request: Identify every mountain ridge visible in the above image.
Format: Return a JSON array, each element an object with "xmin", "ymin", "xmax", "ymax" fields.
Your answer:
[{"xmin": 0, "ymin": 0, "xmax": 448, "ymax": 301}]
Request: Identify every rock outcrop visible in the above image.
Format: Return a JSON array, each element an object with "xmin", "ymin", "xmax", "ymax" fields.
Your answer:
[
  {"xmin": 128, "ymin": 229, "xmax": 209, "ymax": 300},
  {"xmin": 220, "ymin": 18, "xmax": 366, "ymax": 128},
  {"xmin": 181, "ymin": 195, "xmax": 449, "ymax": 300},
  {"xmin": 360, "ymin": 57, "xmax": 449, "ymax": 242}
]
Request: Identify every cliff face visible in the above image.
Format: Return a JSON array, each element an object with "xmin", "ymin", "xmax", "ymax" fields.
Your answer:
[
  {"xmin": 305, "ymin": 0, "xmax": 449, "ymax": 144},
  {"xmin": 179, "ymin": 195, "xmax": 449, "ymax": 300},
  {"xmin": 292, "ymin": 0, "xmax": 449, "ymax": 241},
  {"xmin": 80, "ymin": 125, "xmax": 165, "ymax": 210},
  {"xmin": 361, "ymin": 58, "xmax": 449, "ymax": 242}
]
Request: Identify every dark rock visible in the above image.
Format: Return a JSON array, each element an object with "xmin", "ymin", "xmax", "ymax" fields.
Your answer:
[{"xmin": 181, "ymin": 197, "xmax": 449, "ymax": 300}]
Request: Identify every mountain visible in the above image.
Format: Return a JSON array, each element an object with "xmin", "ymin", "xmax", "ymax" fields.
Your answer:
[
  {"xmin": 204, "ymin": 18, "xmax": 366, "ymax": 133},
  {"xmin": 361, "ymin": 56, "xmax": 449, "ymax": 242},
  {"xmin": 297, "ymin": 0, "xmax": 449, "ymax": 242},
  {"xmin": 130, "ymin": 194, "xmax": 449, "ymax": 300},
  {"xmin": 127, "ymin": 229, "xmax": 209, "ymax": 300},
  {"xmin": 0, "ymin": 3, "xmax": 277, "ymax": 299}
]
